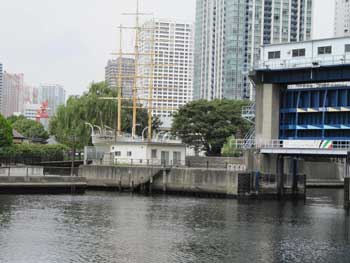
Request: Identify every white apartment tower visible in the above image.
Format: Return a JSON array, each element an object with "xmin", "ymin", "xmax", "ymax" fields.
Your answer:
[
  {"xmin": 138, "ymin": 19, "xmax": 194, "ymax": 127},
  {"xmin": 335, "ymin": 0, "xmax": 350, "ymax": 37}
]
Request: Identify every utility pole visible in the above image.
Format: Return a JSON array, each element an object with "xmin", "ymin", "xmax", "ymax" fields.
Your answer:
[{"xmin": 117, "ymin": 25, "xmax": 123, "ymax": 139}]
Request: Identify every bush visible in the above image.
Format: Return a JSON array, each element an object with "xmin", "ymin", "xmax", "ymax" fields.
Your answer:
[
  {"xmin": 0, "ymin": 144, "xmax": 69, "ymax": 162},
  {"xmin": 0, "ymin": 114, "xmax": 13, "ymax": 147}
]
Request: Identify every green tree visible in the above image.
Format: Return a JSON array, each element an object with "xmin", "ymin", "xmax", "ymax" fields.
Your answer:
[
  {"xmin": 49, "ymin": 81, "xmax": 161, "ymax": 149},
  {"xmin": 7, "ymin": 115, "xmax": 26, "ymax": 125},
  {"xmin": 0, "ymin": 114, "xmax": 13, "ymax": 147},
  {"xmin": 221, "ymin": 136, "xmax": 243, "ymax": 157},
  {"xmin": 171, "ymin": 99, "xmax": 250, "ymax": 156},
  {"xmin": 12, "ymin": 118, "xmax": 49, "ymax": 142}
]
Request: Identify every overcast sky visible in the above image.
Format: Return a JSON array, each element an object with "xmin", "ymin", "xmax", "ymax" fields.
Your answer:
[{"xmin": 0, "ymin": 0, "xmax": 335, "ymax": 96}]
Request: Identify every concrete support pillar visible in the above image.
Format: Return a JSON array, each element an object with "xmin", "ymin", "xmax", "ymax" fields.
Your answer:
[
  {"xmin": 344, "ymin": 152, "xmax": 350, "ymax": 209},
  {"xmin": 292, "ymin": 158, "xmax": 299, "ymax": 194},
  {"xmin": 162, "ymin": 168, "xmax": 167, "ymax": 193},
  {"xmin": 277, "ymin": 155, "xmax": 284, "ymax": 198},
  {"xmin": 255, "ymin": 83, "xmax": 286, "ymax": 144}
]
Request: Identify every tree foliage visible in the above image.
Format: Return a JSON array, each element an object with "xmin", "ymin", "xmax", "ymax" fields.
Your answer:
[
  {"xmin": 12, "ymin": 118, "xmax": 49, "ymax": 141},
  {"xmin": 221, "ymin": 136, "xmax": 243, "ymax": 157},
  {"xmin": 49, "ymin": 81, "xmax": 161, "ymax": 149},
  {"xmin": 0, "ymin": 144, "xmax": 69, "ymax": 162},
  {"xmin": 171, "ymin": 99, "xmax": 250, "ymax": 156},
  {"xmin": 0, "ymin": 114, "xmax": 13, "ymax": 147}
]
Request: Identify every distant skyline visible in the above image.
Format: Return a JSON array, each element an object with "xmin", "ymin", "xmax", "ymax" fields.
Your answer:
[{"xmin": 0, "ymin": 0, "xmax": 335, "ymax": 96}]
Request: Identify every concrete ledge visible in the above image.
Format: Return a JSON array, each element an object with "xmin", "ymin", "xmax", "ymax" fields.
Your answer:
[{"xmin": 0, "ymin": 176, "xmax": 87, "ymax": 194}]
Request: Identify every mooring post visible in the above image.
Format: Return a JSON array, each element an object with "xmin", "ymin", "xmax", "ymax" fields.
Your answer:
[
  {"xmin": 292, "ymin": 158, "xmax": 298, "ymax": 195},
  {"xmin": 344, "ymin": 152, "xmax": 350, "ymax": 209},
  {"xmin": 277, "ymin": 155, "xmax": 284, "ymax": 199},
  {"xmin": 162, "ymin": 165, "xmax": 167, "ymax": 193}
]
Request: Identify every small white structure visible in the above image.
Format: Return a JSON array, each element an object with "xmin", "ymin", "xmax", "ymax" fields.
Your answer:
[
  {"xmin": 258, "ymin": 36, "xmax": 350, "ymax": 70},
  {"xmin": 110, "ymin": 140, "xmax": 186, "ymax": 166}
]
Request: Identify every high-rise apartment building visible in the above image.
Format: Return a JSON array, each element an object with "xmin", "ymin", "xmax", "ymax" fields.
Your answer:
[
  {"xmin": 105, "ymin": 58, "xmax": 135, "ymax": 98},
  {"xmin": 193, "ymin": 0, "xmax": 313, "ymax": 100},
  {"xmin": 38, "ymin": 84, "xmax": 66, "ymax": 116},
  {"xmin": 1, "ymin": 72, "xmax": 25, "ymax": 117},
  {"xmin": 0, "ymin": 63, "xmax": 3, "ymax": 114},
  {"xmin": 138, "ymin": 19, "xmax": 194, "ymax": 126},
  {"xmin": 334, "ymin": 0, "xmax": 350, "ymax": 37}
]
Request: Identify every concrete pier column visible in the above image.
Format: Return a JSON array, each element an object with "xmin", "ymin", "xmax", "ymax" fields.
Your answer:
[
  {"xmin": 255, "ymin": 83, "xmax": 286, "ymax": 144},
  {"xmin": 292, "ymin": 158, "xmax": 299, "ymax": 195},
  {"xmin": 162, "ymin": 168, "xmax": 167, "ymax": 193},
  {"xmin": 277, "ymin": 155, "xmax": 284, "ymax": 198},
  {"xmin": 344, "ymin": 152, "xmax": 350, "ymax": 209}
]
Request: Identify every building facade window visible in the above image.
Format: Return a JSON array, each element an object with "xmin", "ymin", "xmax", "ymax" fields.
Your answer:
[
  {"xmin": 151, "ymin": 149, "xmax": 157, "ymax": 159},
  {"xmin": 345, "ymin": 44, "xmax": 350, "ymax": 52},
  {"xmin": 292, "ymin": 48, "xmax": 306, "ymax": 57},
  {"xmin": 268, "ymin": 51, "xmax": 281, "ymax": 59},
  {"xmin": 318, "ymin": 46, "xmax": 332, "ymax": 55},
  {"xmin": 127, "ymin": 151, "xmax": 132, "ymax": 157},
  {"xmin": 115, "ymin": 151, "xmax": 121, "ymax": 157}
]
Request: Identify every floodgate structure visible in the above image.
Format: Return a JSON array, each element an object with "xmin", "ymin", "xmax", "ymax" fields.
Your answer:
[{"xmin": 239, "ymin": 36, "xmax": 350, "ymax": 208}]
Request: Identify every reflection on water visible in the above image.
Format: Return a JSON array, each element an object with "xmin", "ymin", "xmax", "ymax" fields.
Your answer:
[{"xmin": 0, "ymin": 189, "xmax": 349, "ymax": 263}]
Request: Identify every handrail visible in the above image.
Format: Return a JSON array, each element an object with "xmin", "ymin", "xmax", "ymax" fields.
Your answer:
[{"xmin": 234, "ymin": 139, "xmax": 350, "ymax": 150}]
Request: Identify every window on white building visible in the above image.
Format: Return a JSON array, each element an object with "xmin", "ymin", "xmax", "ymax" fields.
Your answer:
[
  {"xmin": 115, "ymin": 151, "xmax": 121, "ymax": 157},
  {"xmin": 151, "ymin": 149, "xmax": 157, "ymax": 159},
  {"xmin": 318, "ymin": 46, "xmax": 332, "ymax": 55},
  {"xmin": 292, "ymin": 48, "xmax": 305, "ymax": 57},
  {"xmin": 127, "ymin": 151, "xmax": 132, "ymax": 157},
  {"xmin": 345, "ymin": 44, "xmax": 350, "ymax": 52},
  {"xmin": 268, "ymin": 51, "xmax": 281, "ymax": 59}
]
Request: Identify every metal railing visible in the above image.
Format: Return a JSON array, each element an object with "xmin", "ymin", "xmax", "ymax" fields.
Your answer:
[
  {"xmin": 87, "ymin": 157, "xmax": 247, "ymax": 171},
  {"xmin": 255, "ymin": 55, "xmax": 350, "ymax": 71},
  {"xmin": 0, "ymin": 166, "xmax": 79, "ymax": 177},
  {"xmin": 241, "ymin": 103, "xmax": 256, "ymax": 123},
  {"xmin": 234, "ymin": 139, "xmax": 350, "ymax": 150}
]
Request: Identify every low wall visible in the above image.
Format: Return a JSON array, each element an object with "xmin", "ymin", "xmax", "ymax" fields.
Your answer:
[
  {"xmin": 0, "ymin": 166, "xmax": 43, "ymax": 176},
  {"xmin": 186, "ymin": 156, "xmax": 245, "ymax": 169}
]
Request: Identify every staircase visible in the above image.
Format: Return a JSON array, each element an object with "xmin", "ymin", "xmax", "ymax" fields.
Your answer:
[{"xmin": 241, "ymin": 102, "xmax": 256, "ymax": 149}]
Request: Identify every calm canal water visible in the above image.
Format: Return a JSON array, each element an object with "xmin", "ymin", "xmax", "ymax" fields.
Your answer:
[{"xmin": 0, "ymin": 189, "xmax": 349, "ymax": 263}]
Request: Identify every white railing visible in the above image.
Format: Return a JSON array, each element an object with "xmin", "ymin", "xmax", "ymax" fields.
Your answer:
[
  {"xmin": 234, "ymin": 139, "xmax": 350, "ymax": 150},
  {"xmin": 241, "ymin": 103, "xmax": 256, "ymax": 123},
  {"xmin": 255, "ymin": 55, "xmax": 350, "ymax": 71}
]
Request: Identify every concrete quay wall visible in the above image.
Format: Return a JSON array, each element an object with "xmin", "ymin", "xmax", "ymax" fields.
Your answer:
[
  {"xmin": 152, "ymin": 168, "xmax": 238, "ymax": 196},
  {"xmin": 80, "ymin": 165, "xmax": 162, "ymax": 188},
  {"xmin": 0, "ymin": 176, "xmax": 87, "ymax": 194},
  {"xmin": 79, "ymin": 165, "xmax": 239, "ymax": 196}
]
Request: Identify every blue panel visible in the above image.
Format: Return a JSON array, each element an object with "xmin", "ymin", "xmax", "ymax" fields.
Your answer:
[{"xmin": 280, "ymin": 86, "xmax": 350, "ymax": 140}]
